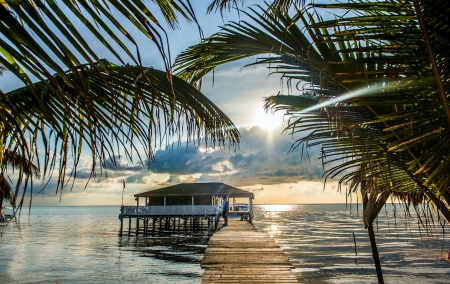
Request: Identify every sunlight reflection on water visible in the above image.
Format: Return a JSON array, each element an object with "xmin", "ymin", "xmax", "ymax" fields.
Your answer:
[
  {"xmin": 1, "ymin": 204, "xmax": 449, "ymax": 283},
  {"xmin": 260, "ymin": 204, "xmax": 297, "ymax": 212},
  {"xmin": 0, "ymin": 206, "xmax": 205, "ymax": 283},
  {"xmin": 252, "ymin": 204, "xmax": 450, "ymax": 284}
]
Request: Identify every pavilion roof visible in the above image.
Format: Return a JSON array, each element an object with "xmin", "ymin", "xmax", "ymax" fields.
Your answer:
[{"xmin": 134, "ymin": 182, "xmax": 254, "ymax": 198}]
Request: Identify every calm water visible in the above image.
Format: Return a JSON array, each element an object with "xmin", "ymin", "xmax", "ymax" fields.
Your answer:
[{"xmin": 0, "ymin": 204, "xmax": 449, "ymax": 283}]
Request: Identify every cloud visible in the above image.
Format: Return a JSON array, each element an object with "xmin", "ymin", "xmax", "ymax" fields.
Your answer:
[
  {"xmin": 22, "ymin": 124, "xmax": 337, "ymax": 206},
  {"xmin": 140, "ymin": 126, "xmax": 327, "ymax": 188},
  {"xmin": 149, "ymin": 146, "xmax": 225, "ymax": 174},
  {"xmin": 103, "ymin": 155, "xmax": 144, "ymax": 171}
]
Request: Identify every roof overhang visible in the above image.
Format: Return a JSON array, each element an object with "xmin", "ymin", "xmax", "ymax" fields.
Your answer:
[{"xmin": 134, "ymin": 182, "xmax": 254, "ymax": 199}]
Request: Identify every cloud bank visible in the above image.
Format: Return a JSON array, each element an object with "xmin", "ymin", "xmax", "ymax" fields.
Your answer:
[{"xmin": 140, "ymin": 126, "xmax": 326, "ymax": 188}]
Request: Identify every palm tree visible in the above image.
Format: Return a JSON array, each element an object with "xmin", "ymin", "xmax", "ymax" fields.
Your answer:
[
  {"xmin": 1, "ymin": 60, "xmax": 239, "ymax": 208},
  {"xmin": 1, "ymin": 1, "xmax": 240, "ymax": 207},
  {"xmin": 0, "ymin": 150, "xmax": 40, "ymax": 219},
  {"xmin": 1, "ymin": 0, "xmax": 198, "ymax": 86},
  {"xmin": 1, "ymin": 0, "xmax": 200, "ymax": 154},
  {"xmin": 174, "ymin": 1, "xmax": 450, "ymax": 283}
]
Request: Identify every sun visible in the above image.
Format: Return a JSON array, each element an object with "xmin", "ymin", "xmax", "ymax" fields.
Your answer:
[{"xmin": 253, "ymin": 109, "xmax": 284, "ymax": 132}]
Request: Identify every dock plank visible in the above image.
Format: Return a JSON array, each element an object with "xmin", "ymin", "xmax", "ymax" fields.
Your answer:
[{"xmin": 201, "ymin": 219, "xmax": 298, "ymax": 283}]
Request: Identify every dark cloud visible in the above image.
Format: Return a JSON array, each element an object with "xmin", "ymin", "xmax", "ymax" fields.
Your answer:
[
  {"xmin": 167, "ymin": 175, "xmax": 180, "ymax": 183},
  {"xmin": 103, "ymin": 155, "xmax": 144, "ymax": 171},
  {"xmin": 125, "ymin": 172, "xmax": 148, "ymax": 184},
  {"xmin": 149, "ymin": 145, "xmax": 225, "ymax": 174},
  {"xmin": 229, "ymin": 153, "xmax": 256, "ymax": 168}
]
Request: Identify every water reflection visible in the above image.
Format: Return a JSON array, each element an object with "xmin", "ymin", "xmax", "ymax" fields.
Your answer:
[
  {"xmin": 1, "ymin": 205, "xmax": 449, "ymax": 283},
  {"xmin": 260, "ymin": 204, "xmax": 296, "ymax": 212},
  {"xmin": 269, "ymin": 224, "xmax": 280, "ymax": 236},
  {"xmin": 253, "ymin": 204, "xmax": 450, "ymax": 284},
  {"xmin": 0, "ymin": 206, "xmax": 204, "ymax": 283},
  {"xmin": 118, "ymin": 236, "xmax": 208, "ymax": 263}
]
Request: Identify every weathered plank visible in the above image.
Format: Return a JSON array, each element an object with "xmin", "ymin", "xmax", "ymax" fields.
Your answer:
[{"xmin": 201, "ymin": 219, "xmax": 299, "ymax": 283}]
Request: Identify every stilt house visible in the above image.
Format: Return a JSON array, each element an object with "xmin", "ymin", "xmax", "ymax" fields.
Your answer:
[{"xmin": 119, "ymin": 182, "xmax": 254, "ymax": 236}]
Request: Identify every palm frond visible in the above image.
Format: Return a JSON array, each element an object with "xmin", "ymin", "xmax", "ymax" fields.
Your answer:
[
  {"xmin": 2, "ymin": 61, "xmax": 239, "ymax": 206},
  {"xmin": 206, "ymin": 0, "xmax": 306, "ymax": 14},
  {"xmin": 0, "ymin": 0, "xmax": 198, "ymax": 92},
  {"xmin": 174, "ymin": 1, "xmax": 450, "ymax": 222}
]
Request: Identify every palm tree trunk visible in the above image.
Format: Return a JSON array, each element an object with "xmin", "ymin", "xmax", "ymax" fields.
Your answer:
[
  {"xmin": 368, "ymin": 222, "xmax": 384, "ymax": 284},
  {"xmin": 0, "ymin": 189, "xmax": 4, "ymax": 220}
]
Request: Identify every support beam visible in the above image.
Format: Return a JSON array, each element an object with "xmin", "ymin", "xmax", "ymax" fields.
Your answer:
[
  {"xmin": 136, "ymin": 197, "xmax": 139, "ymax": 234},
  {"xmin": 119, "ymin": 206, "xmax": 123, "ymax": 237}
]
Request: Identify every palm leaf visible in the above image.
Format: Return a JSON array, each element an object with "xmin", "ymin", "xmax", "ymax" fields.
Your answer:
[
  {"xmin": 174, "ymin": 1, "xmax": 450, "ymax": 222},
  {"xmin": 0, "ymin": 0, "xmax": 198, "ymax": 93},
  {"xmin": 2, "ymin": 61, "xmax": 239, "ymax": 206}
]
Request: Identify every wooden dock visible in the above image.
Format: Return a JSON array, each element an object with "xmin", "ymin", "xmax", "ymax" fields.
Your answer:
[{"xmin": 201, "ymin": 219, "xmax": 299, "ymax": 283}]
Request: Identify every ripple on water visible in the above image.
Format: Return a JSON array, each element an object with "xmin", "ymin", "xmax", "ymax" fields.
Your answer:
[{"xmin": 253, "ymin": 204, "xmax": 450, "ymax": 283}]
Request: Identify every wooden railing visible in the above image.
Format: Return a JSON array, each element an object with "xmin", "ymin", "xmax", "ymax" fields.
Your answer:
[{"xmin": 122, "ymin": 205, "xmax": 220, "ymax": 216}]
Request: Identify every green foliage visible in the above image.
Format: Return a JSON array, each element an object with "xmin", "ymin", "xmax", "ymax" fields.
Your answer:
[
  {"xmin": 0, "ymin": 1, "xmax": 240, "ymax": 207},
  {"xmin": 174, "ymin": 0, "xmax": 450, "ymax": 222},
  {"xmin": 0, "ymin": 0, "xmax": 197, "ymax": 87},
  {"xmin": 1, "ymin": 61, "xmax": 239, "ymax": 207}
]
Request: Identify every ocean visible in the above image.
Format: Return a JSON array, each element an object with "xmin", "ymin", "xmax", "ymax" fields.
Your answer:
[{"xmin": 0, "ymin": 204, "xmax": 449, "ymax": 283}]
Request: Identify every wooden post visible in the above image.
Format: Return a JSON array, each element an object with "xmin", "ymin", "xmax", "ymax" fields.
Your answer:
[
  {"xmin": 119, "ymin": 206, "xmax": 123, "ymax": 237},
  {"xmin": 152, "ymin": 218, "xmax": 156, "ymax": 235},
  {"xmin": 136, "ymin": 198, "xmax": 139, "ymax": 235},
  {"xmin": 136, "ymin": 218, "xmax": 140, "ymax": 236},
  {"xmin": 249, "ymin": 197, "xmax": 253, "ymax": 224},
  {"xmin": 128, "ymin": 218, "xmax": 131, "ymax": 236},
  {"xmin": 144, "ymin": 218, "xmax": 148, "ymax": 236},
  {"xmin": 207, "ymin": 217, "xmax": 210, "ymax": 232}
]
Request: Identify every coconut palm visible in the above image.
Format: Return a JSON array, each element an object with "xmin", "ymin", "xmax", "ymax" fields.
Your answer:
[
  {"xmin": 0, "ymin": 0, "xmax": 198, "ymax": 182},
  {"xmin": 1, "ymin": 60, "xmax": 239, "ymax": 209},
  {"xmin": 1, "ymin": 1, "xmax": 241, "ymax": 207},
  {"xmin": 174, "ymin": 1, "xmax": 450, "ymax": 282},
  {"xmin": 0, "ymin": 150, "xmax": 40, "ymax": 218},
  {"xmin": 1, "ymin": 0, "xmax": 198, "ymax": 86}
]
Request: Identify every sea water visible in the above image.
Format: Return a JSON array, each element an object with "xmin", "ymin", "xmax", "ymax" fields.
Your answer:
[
  {"xmin": 0, "ymin": 204, "xmax": 449, "ymax": 283},
  {"xmin": 253, "ymin": 204, "xmax": 450, "ymax": 283}
]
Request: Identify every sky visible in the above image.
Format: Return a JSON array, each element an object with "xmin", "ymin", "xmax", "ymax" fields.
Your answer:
[{"xmin": 2, "ymin": 1, "xmax": 351, "ymax": 206}]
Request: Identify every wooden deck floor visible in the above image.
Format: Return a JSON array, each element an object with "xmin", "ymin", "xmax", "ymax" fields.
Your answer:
[{"xmin": 201, "ymin": 219, "xmax": 299, "ymax": 283}]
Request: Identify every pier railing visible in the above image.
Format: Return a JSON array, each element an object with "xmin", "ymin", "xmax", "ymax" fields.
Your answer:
[{"xmin": 122, "ymin": 205, "xmax": 220, "ymax": 216}]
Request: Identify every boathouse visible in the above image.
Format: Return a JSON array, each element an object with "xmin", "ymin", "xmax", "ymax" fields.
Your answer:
[{"xmin": 119, "ymin": 182, "xmax": 254, "ymax": 236}]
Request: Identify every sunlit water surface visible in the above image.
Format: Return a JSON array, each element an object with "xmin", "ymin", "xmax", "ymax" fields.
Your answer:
[
  {"xmin": 254, "ymin": 204, "xmax": 450, "ymax": 283},
  {"xmin": 0, "ymin": 204, "xmax": 449, "ymax": 283}
]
